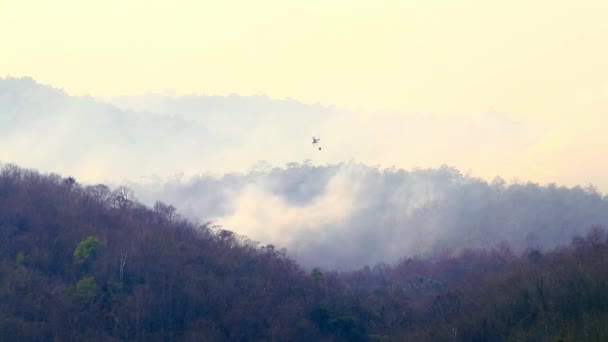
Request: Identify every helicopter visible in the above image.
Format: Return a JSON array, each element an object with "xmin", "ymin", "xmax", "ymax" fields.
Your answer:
[{"xmin": 312, "ymin": 136, "xmax": 322, "ymax": 150}]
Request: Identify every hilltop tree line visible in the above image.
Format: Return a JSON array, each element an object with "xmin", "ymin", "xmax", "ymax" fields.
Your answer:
[{"xmin": 1, "ymin": 164, "xmax": 608, "ymax": 341}]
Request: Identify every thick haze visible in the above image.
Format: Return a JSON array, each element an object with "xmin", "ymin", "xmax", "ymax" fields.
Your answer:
[
  {"xmin": 2, "ymin": 78, "xmax": 607, "ymax": 269},
  {"xmin": 127, "ymin": 163, "xmax": 608, "ymax": 269},
  {"xmin": 4, "ymin": 77, "xmax": 607, "ymax": 192},
  {"xmin": 0, "ymin": 77, "xmax": 330, "ymax": 181}
]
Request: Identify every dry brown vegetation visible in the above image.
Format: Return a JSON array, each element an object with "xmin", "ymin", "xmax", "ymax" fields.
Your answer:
[{"xmin": 1, "ymin": 164, "xmax": 608, "ymax": 341}]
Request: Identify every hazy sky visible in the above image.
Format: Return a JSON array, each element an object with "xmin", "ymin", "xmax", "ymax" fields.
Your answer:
[
  {"xmin": 2, "ymin": 1, "xmax": 608, "ymax": 188},
  {"xmin": 3, "ymin": 1, "xmax": 607, "ymax": 114}
]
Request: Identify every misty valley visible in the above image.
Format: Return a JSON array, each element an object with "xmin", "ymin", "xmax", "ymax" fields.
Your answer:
[{"xmin": 2, "ymin": 78, "xmax": 608, "ymax": 341}]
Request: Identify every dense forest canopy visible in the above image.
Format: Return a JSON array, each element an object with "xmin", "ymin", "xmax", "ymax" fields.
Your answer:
[{"xmin": 1, "ymin": 163, "xmax": 608, "ymax": 341}]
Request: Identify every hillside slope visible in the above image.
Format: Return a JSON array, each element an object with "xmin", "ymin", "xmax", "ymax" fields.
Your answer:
[
  {"xmin": 0, "ymin": 164, "xmax": 325, "ymax": 341},
  {"xmin": 2, "ymin": 164, "xmax": 608, "ymax": 341}
]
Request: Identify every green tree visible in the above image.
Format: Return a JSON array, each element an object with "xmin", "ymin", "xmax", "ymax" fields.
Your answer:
[
  {"xmin": 74, "ymin": 236, "xmax": 101, "ymax": 265},
  {"xmin": 74, "ymin": 275, "xmax": 98, "ymax": 301}
]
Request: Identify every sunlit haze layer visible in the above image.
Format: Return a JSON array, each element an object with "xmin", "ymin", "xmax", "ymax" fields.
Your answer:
[{"xmin": 2, "ymin": 78, "xmax": 608, "ymax": 269}]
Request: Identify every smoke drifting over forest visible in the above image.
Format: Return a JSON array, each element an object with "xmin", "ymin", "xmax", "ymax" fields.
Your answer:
[
  {"xmin": 3, "ymin": 77, "xmax": 608, "ymax": 269},
  {"xmin": 128, "ymin": 163, "xmax": 608, "ymax": 269}
]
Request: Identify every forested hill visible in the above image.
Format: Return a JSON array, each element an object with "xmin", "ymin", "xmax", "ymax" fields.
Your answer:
[
  {"xmin": 2, "ymin": 163, "xmax": 608, "ymax": 341},
  {"xmin": 0, "ymin": 164, "xmax": 316, "ymax": 341}
]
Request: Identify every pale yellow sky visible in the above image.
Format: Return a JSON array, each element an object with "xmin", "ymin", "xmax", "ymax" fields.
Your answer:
[
  {"xmin": 2, "ymin": 0, "xmax": 608, "ymax": 188},
  {"xmin": 2, "ymin": 0, "xmax": 607, "ymax": 115}
]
